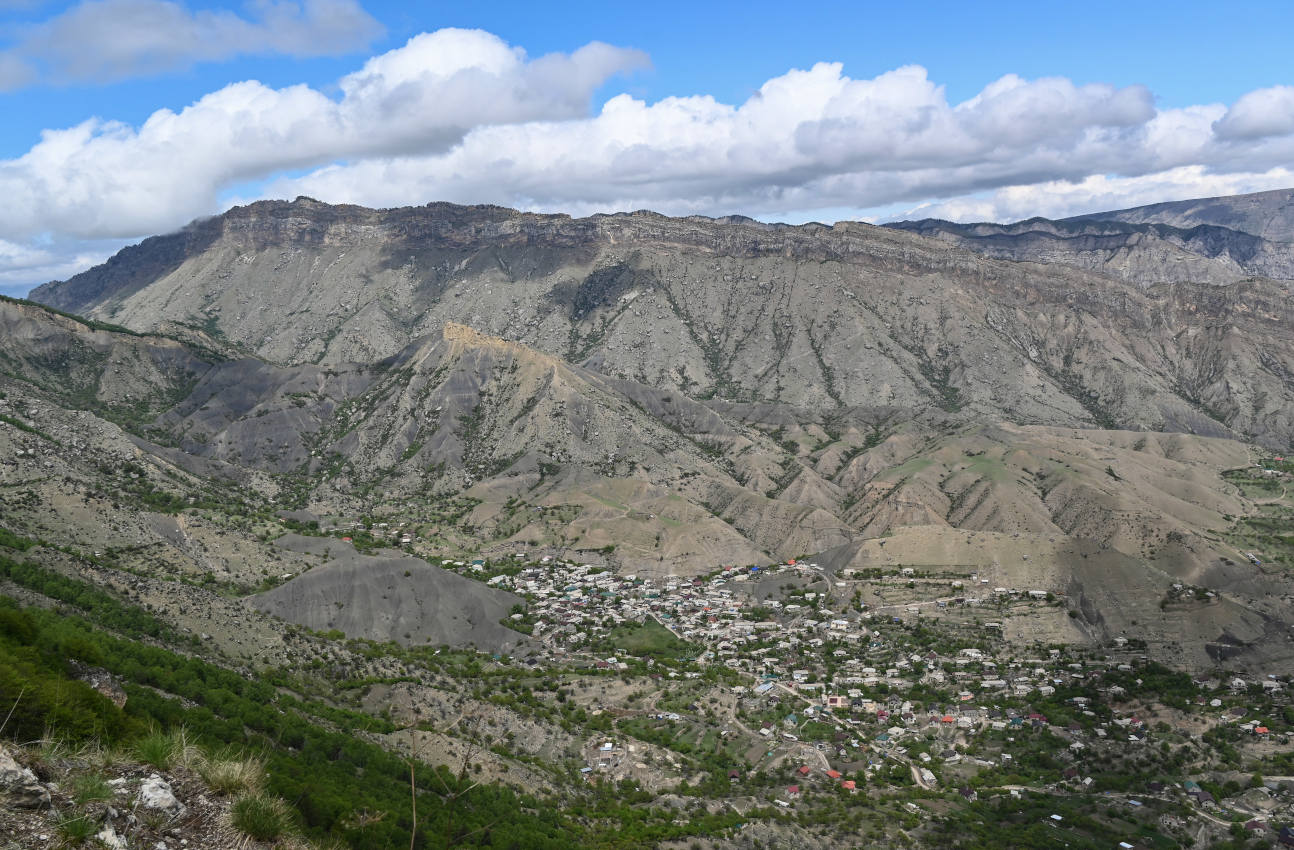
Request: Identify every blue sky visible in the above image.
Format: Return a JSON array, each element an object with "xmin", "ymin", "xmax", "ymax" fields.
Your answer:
[{"xmin": 1, "ymin": 0, "xmax": 1292, "ymax": 296}]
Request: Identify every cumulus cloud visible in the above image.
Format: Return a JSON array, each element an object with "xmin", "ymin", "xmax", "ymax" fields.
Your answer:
[
  {"xmin": 0, "ymin": 0, "xmax": 382, "ymax": 88},
  {"xmin": 1213, "ymin": 86, "xmax": 1294, "ymax": 140},
  {"xmin": 268, "ymin": 61, "xmax": 1291, "ymax": 220},
  {"xmin": 0, "ymin": 28, "xmax": 649, "ymax": 238},
  {"xmin": 897, "ymin": 166, "xmax": 1294, "ymax": 223},
  {"xmin": 0, "ymin": 235, "xmax": 124, "ymax": 287},
  {"xmin": 0, "ymin": 26, "xmax": 1293, "ymax": 288}
]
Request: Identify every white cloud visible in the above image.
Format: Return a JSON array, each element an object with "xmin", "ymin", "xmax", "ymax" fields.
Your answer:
[
  {"xmin": 899, "ymin": 166, "xmax": 1294, "ymax": 223},
  {"xmin": 0, "ymin": 27, "xmax": 1292, "ymax": 287},
  {"xmin": 266, "ymin": 62, "xmax": 1291, "ymax": 221},
  {"xmin": 0, "ymin": 28, "xmax": 648, "ymax": 239},
  {"xmin": 0, "ymin": 236, "xmax": 123, "ymax": 287},
  {"xmin": 0, "ymin": 0, "xmax": 382, "ymax": 88},
  {"xmin": 1213, "ymin": 86, "xmax": 1294, "ymax": 140}
]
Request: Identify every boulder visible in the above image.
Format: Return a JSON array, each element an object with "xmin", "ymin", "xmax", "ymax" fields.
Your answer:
[
  {"xmin": 0, "ymin": 745, "xmax": 49, "ymax": 809},
  {"xmin": 97, "ymin": 823, "xmax": 129, "ymax": 850},
  {"xmin": 10, "ymin": 781, "xmax": 50, "ymax": 809},
  {"xmin": 0, "ymin": 745, "xmax": 36, "ymax": 789},
  {"xmin": 139, "ymin": 774, "xmax": 185, "ymax": 817}
]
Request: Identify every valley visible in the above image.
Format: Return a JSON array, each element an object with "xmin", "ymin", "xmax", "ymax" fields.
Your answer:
[{"xmin": 2, "ymin": 188, "xmax": 1294, "ymax": 849}]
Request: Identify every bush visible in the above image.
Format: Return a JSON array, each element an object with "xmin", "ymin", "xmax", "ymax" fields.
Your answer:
[
  {"xmin": 231, "ymin": 793, "xmax": 293, "ymax": 841},
  {"xmin": 0, "ymin": 650, "xmax": 125, "ymax": 742}
]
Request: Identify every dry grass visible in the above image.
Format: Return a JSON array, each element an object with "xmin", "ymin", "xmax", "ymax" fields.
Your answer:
[{"xmin": 196, "ymin": 753, "xmax": 265, "ymax": 796}]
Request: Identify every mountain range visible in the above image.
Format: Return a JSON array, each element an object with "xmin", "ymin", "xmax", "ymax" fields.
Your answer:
[{"xmin": 2, "ymin": 188, "xmax": 1290, "ymax": 670}]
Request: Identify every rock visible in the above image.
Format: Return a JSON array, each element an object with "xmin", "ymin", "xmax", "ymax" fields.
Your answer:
[
  {"xmin": 139, "ymin": 774, "xmax": 185, "ymax": 817},
  {"xmin": 0, "ymin": 746, "xmax": 48, "ymax": 809},
  {"xmin": 72, "ymin": 664, "xmax": 129, "ymax": 709},
  {"xmin": 97, "ymin": 823, "xmax": 129, "ymax": 850},
  {"xmin": 10, "ymin": 781, "xmax": 51, "ymax": 809},
  {"xmin": 0, "ymin": 745, "xmax": 36, "ymax": 789}
]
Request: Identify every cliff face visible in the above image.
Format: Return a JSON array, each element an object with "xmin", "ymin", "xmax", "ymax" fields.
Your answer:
[
  {"xmin": 886, "ymin": 188, "xmax": 1294, "ymax": 286},
  {"xmin": 27, "ymin": 197, "xmax": 1294, "ymax": 451},
  {"xmin": 885, "ymin": 217, "xmax": 1294, "ymax": 285}
]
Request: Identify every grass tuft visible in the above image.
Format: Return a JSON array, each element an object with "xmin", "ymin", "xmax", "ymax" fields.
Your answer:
[
  {"xmin": 197, "ymin": 753, "xmax": 265, "ymax": 795},
  {"xmin": 231, "ymin": 793, "xmax": 294, "ymax": 841},
  {"xmin": 132, "ymin": 729, "xmax": 178, "ymax": 770},
  {"xmin": 55, "ymin": 813, "xmax": 97, "ymax": 846},
  {"xmin": 35, "ymin": 736, "xmax": 76, "ymax": 765},
  {"xmin": 69, "ymin": 772, "xmax": 114, "ymax": 806},
  {"xmin": 131, "ymin": 726, "xmax": 199, "ymax": 771}
]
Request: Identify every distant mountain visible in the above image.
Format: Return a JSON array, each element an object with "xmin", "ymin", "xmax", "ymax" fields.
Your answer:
[
  {"xmin": 26, "ymin": 197, "xmax": 1294, "ymax": 450},
  {"xmin": 884, "ymin": 216, "xmax": 1294, "ymax": 285},
  {"xmin": 886, "ymin": 187, "xmax": 1294, "ymax": 286},
  {"xmin": 1065, "ymin": 187, "xmax": 1294, "ymax": 242}
]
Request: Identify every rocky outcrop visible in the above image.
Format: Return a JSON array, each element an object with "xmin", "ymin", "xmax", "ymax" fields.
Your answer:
[
  {"xmin": 70, "ymin": 663, "xmax": 128, "ymax": 709},
  {"xmin": 0, "ymin": 745, "xmax": 50, "ymax": 810},
  {"xmin": 139, "ymin": 774, "xmax": 186, "ymax": 817}
]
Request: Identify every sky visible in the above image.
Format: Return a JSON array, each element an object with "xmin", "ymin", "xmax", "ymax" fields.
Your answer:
[{"xmin": 0, "ymin": 0, "xmax": 1292, "ymax": 296}]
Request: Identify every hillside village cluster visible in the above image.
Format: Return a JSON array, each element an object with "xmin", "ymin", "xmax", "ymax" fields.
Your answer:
[{"xmin": 441, "ymin": 553, "xmax": 1294, "ymax": 844}]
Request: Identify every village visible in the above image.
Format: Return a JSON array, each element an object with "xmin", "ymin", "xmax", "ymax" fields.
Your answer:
[{"xmin": 436, "ymin": 552, "xmax": 1294, "ymax": 848}]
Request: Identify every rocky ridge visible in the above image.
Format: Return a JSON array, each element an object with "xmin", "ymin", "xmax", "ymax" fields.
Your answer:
[
  {"xmin": 25, "ymin": 197, "xmax": 1294, "ymax": 452},
  {"xmin": 884, "ymin": 217, "xmax": 1294, "ymax": 285},
  {"xmin": 7, "ymin": 189, "xmax": 1294, "ymax": 668},
  {"xmin": 1066, "ymin": 187, "xmax": 1294, "ymax": 242}
]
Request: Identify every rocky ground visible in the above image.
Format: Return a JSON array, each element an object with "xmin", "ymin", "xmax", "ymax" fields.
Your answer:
[{"xmin": 0, "ymin": 742, "xmax": 311, "ymax": 850}]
